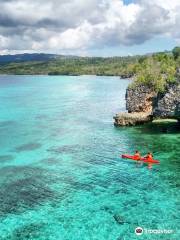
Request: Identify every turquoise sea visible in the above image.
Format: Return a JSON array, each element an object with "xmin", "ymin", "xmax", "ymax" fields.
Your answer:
[{"xmin": 0, "ymin": 75, "xmax": 179, "ymax": 240}]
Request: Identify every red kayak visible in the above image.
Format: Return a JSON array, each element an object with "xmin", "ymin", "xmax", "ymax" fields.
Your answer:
[{"xmin": 121, "ymin": 154, "xmax": 160, "ymax": 164}]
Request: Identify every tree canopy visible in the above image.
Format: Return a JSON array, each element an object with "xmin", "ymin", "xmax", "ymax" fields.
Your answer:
[
  {"xmin": 130, "ymin": 52, "xmax": 178, "ymax": 92},
  {"xmin": 172, "ymin": 46, "xmax": 180, "ymax": 60}
]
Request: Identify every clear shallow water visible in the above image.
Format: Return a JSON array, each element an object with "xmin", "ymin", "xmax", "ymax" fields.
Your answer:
[{"xmin": 0, "ymin": 75, "xmax": 179, "ymax": 240}]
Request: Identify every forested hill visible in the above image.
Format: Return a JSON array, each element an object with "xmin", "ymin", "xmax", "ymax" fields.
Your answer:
[
  {"xmin": 0, "ymin": 54, "xmax": 140, "ymax": 76},
  {"xmin": 0, "ymin": 53, "xmax": 60, "ymax": 64},
  {"xmin": 0, "ymin": 48, "xmax": 179, "ymax": 77}
]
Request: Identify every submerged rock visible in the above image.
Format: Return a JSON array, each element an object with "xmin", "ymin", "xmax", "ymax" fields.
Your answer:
[
  {"xmin": 15, "ymin": 143, "xmax": 42, "ymax": 152},
  {"xmin": 113, "ymin": 214, "xmax": 125, "ymax": 225}
]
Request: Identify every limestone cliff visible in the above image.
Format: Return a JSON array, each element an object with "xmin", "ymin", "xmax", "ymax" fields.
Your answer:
[
  {"xmin": 126, "ymin": 85, "xmax": 156, "ymax": 113},
  {"xmin": 114, "ymin": 80, "xmax": 180, "ymax": 126},
  {"xmin": 153, "ymin": 82, "xmax": 180, "ymax": 120}
]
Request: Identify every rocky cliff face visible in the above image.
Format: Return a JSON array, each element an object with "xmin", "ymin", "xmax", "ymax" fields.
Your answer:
[
  {"xmin": 153, "ymin": 82, "xmax": 180, "ymax": 120},
  {"xmin": 126, "ymin": 85, "xmax": 156, "ymax": 113},
  {"xmin": 114, "ymin": 80, "xmax": 180, "ymax": 126},
  {"xmin": 114, "ymin": 85, "xmax": 155, "ymax": 126}
]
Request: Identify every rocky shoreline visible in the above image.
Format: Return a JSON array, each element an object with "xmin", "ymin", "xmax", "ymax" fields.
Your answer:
[
  {"xmin": 114, "ymin": 80, "xmax": 180, "ymax": 126},
  {"xmin": 114, "ymin": 112, "xmax": 152, "ymax": 126}
]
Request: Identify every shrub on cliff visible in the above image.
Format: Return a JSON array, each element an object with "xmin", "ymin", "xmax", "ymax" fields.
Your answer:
[
  {"xmin": 172, "ymin": 46, "xmax": 180, "ymax": 60},
  {"xmin": 130, "ymin": 53, "xmax": 176, "ymax": 92}
]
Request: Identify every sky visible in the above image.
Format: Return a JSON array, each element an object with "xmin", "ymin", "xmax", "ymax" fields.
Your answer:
[{"xmin": 0, "ymin": 0, "xmax": 179, "ymax": 56}]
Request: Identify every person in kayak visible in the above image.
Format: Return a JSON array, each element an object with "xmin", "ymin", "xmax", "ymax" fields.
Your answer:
[
  {"xmin": 145, "ymin": 152, "xmax": 153, "ymax": 169},
  {"xmin": 134, "ymin": 150, "xmax": 141, "ymax": 160},
  {"xmin": 145, "ymin": 152, "xmax": 153, "ymax": 160}
]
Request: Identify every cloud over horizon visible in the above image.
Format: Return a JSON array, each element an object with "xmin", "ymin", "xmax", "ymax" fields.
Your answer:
[{"xmin": 0, "ymin": 0, "xmax": 179, "ymax": 54}]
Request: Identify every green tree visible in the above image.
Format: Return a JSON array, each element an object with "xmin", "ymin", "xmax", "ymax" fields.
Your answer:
[
  {"xmin": 131, "ymin": 55, "xmax": 176, "ymax": 92},
  {"xmin": 172, "ymin": 46, "xmax": 180, "ymax": 60}
]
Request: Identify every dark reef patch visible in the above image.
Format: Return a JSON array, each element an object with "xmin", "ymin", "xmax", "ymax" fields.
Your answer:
[
  {"xmin": 0, "ymin": 166, "xmax": 56, "ymax": 217},
  {"xmin": 40, "ymin": 157, "xmax": 60, "ymax": 165},
  {"xmin": 0, "ymin": 155, "xmax": 15, "ymax": 162},
  {"xmin": 0, "ymin": 121, "xmax": 16, "ymax": 128},
  {"xmin": 35, "ymin": 114, "xmax": 48, "ymax": 120},
  {"xmin": 87, "ymin": 154, "xmax": 116, "ymax": 167},
  {"xmin": 55, "ymin": 174, "xmax": 93, "ymax": 192},
  {"xmin": 47, "ymin": 144, "xmax": 86, "ymax": 154},
  {"xmin": 112, "ymin": 173, "xmax": 133, "ymax": 186},
  {"xmin": 100, "ymin": 206, "xmax": 114, "ymax": 214},
  {"xmin": 114, "ymin": 188, "xmax": 129, "ymax": 195},
  {"xmin": 15, "ymin": 143, "xmax": 42, "ymax": 152},
  {"xmin": 113, "ymin": 214, "xmax": 125, "ymax": 225},
  {"xmin": 6, "ymin": 223, "xmax": 45, "ymax": 240},
  {"xmin": 66, "ymin": 179, "xmax": 93, "ymax": 192}
]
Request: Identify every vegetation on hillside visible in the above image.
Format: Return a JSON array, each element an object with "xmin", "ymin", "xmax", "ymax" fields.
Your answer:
[
  {"xmin": 0, "ymin": 47, "xmax": 179, "ymax": 93},
  {"xmin": 172, "ymin": 46, "xmax": 180, "ymax": 60},
  {"xmin": 0, "ymin": 56, "xmax": 139, "ymax": 76},
  {"xmin": 130, "ymin": 47, "xmax": 180, "ymax": 92}
]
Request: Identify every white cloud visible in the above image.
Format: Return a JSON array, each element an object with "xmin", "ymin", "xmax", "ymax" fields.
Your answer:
[
  {"xmin": 48, "ymin": 21, "xmax": 93, "ymax": 49},
  {"xmin": 0, "ymin": 35, "xmax": 10, "ymax": 49},
  {"xmin": 0, "ymin": 0, "xmax": 179, "ymax": 54}
]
